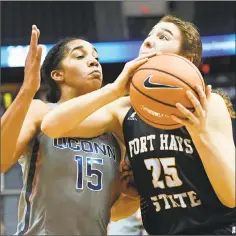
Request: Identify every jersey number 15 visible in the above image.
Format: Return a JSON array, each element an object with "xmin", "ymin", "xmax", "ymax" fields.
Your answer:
[{"xmin": 74, "ymin": 155, "xmax": 103, "ymax": 191}]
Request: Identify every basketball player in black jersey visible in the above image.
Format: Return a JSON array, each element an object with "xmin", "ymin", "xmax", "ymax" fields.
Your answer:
[{"xmin": 42, "ymin": 15, "xmax": 235, "ymax": 234}]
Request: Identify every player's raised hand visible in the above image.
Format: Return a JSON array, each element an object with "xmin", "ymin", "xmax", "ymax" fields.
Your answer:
[
  {"xmin": 23, "ymin": 25, "xmax": 42, "ymax": 96},
  {"xmin": 113, "ymin": 52, "xmax": 161, "ymax": 97}
]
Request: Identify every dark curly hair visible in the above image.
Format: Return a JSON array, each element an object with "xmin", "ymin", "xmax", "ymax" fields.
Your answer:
[{"xmin": 41, "ymin": 37, "xmax": 80, "ymax": 103}]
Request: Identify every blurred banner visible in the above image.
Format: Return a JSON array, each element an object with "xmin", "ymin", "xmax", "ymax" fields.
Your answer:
[{"xmin": 1, "ymin": 34, "xmax": 235, "ymax": 68}]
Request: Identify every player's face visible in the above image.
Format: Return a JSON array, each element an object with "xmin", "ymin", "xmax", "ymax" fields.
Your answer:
[
  {"xmin": 139, "ymin": 22, "xmax": 182, "ymax": 56},
  {"xmin": 61, "ymin": 39, "xmax": 103, "ymax": 94}
]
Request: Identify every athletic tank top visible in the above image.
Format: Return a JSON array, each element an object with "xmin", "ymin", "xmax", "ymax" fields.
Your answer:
[
  {"xmin": 15, "ymin": 103, "xmax": 121, "ymax": 235},
  {"xmin": 123, "ymin": 107, "xmax": 236, "ymax": 235}
]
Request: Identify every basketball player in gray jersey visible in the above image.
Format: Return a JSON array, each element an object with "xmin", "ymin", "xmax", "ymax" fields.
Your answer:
[
  {"xmin": 16, "ymin": 123, "xmax": 121, "ymax": 235},
  {"xmin": 1, "ymin": 26, "xmax": 148, "ymax": 235}
]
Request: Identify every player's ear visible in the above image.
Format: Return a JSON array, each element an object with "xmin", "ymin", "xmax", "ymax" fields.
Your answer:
[{"xmin": 51, "ymin": 69, "xmax": 64, "ymax": 82}]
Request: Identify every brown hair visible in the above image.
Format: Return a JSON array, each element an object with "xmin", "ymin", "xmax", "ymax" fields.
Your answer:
[
  {"xmin": 160, "ymin": 15, "xmax": 202, "ymax": 68},
  {"xmin": 212, "ymin": 89, "xmax": 236, "ymax": 118},
  {"xmin": 160, "ymin": 15, "xmax": 235, "ymax": 119}
]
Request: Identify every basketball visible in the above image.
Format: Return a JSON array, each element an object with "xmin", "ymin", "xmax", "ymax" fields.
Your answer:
[{"xmin": 130, "ymin": 54, "xmax": 205, "ymax": 130}]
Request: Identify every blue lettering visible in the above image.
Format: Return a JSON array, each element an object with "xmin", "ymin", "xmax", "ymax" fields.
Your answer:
[
  {"xmin": 68, "ymin": 138, "xmax": 81, "ymax": 151},
  {"xmin": 107, "ymin": 145, "xmax": 116, "ymax": 161},
  {"xmin": 94, "ymin": 143, "xmax": 107, "ymax": 156},
  {"xmin": 53, "ymin": 138, "xmax": 67, "ymax": 149},
  {"xmin": 81, "ymin": 140, "xmax": 93, "ymax": 153},
  {"xmin": 53, "ymin": 138, "xmax": 116, "ymax": 161}
]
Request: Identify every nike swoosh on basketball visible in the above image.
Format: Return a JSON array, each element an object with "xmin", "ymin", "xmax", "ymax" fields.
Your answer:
[{"xmin": 144, "ymin": 75, "xmax": 182, "ymax": 89}]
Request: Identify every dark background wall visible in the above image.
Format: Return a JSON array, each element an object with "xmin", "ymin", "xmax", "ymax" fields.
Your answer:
[{"xmin": 1, "ymin": 1, "xmax": 98, "ymax": 45}]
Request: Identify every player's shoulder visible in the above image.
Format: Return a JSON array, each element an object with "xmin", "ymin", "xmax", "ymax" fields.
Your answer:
[
  {"xmin": 29, "ymin": 99, "xmax": 52, "ymax": 120},
  {"xmin": 208, "ymin": 92, "xmax": 232, "ymax": 128},
  {"xmin": 30, "ymin": 99, "xmax": 47, "ymax": 106},
  {"xmin": 30, "ymin": 99, "xmax": 50, "ymax": 111},
  {"xmin": 210, "ymin": 92, "xmax": 226, "ymax": 104},
  {"xmin": 208, "ymin": 92, "xmax": 229, "ymax": 113},
  {"xmin": 107, "ymin": 96, "xmax": 131, "ymax": 119},
  {"xmin": 108, "ymin": 96, "xmax": 131, "ymax": 110}
]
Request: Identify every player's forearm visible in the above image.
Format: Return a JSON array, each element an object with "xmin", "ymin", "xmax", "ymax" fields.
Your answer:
[
  {"xmin": 191, "ymin": 131, "xmax": 235, "ymax": 208},
  {"xmin": 110, "ymin": 194, "xmax": 140, "ymax": 221},
  {"xmin": 41, "ymin": 84, "xmax": 120, "ymax": 137},
  {"xmin": 1, "ymin": 87, "xmax": 35, "ymax": 173}
]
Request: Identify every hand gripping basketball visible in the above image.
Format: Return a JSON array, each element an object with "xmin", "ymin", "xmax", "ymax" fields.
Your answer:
[
  {"xmin": 171, "ymin": 84, "xmax": 212, "ymax": 134},
  {"xmin": 113, "ymin": 52, "xmax": 161, "ymax": 97}
]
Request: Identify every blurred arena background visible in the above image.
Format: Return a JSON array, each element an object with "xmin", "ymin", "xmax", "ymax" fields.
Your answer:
[{"xmin": 0, "ymin": 1, "xmax": 235, "ymax": 234}]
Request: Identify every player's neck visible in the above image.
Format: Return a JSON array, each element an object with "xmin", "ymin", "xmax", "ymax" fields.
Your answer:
[{"xmin": 57, "ymin": 86, "xmax": 83, "ymax": 104}]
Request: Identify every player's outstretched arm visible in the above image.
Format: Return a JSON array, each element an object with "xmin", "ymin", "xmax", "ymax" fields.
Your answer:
[
  {"xmin": 41, "ymin": 53, "xmax": 157, "ymax": 138},
  {"xmin": 1, "ymin": 26, "xmax": 43, "ymax": 173},
  {"xmin": 171, "ymin": 85, "xmax": 235, "ymax": 208}
]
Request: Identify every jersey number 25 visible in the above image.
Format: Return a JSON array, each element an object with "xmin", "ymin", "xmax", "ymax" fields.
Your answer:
[{"xmin": 144, "ymin": 157, "xmax": 183, "ymax": 189}]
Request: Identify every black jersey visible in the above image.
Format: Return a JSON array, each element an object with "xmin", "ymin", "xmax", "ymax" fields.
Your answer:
[{"xmin": 123, "ymin": 107, "xmax": 236, "ymax": 235}]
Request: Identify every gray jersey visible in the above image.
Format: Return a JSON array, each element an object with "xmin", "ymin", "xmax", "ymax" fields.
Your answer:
[{"xmin": 15, "ymin": 104, "xmax": 121, "ymax": 235}]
